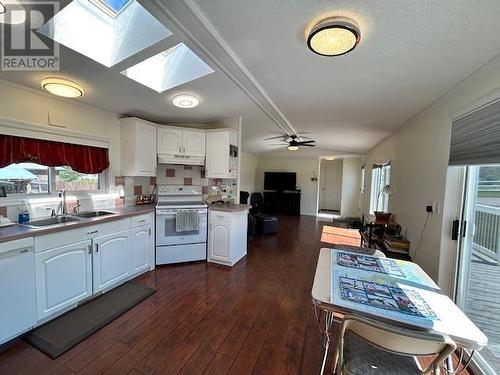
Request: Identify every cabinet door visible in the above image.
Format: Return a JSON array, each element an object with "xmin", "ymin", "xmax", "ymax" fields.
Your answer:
[
  {"xmin": 157, "ymin": 127, "xmax": 183, "ymax": 155},
  {"xmin": 206, "ymin": 132, "xmax": 229, "ymax": 178},
  {"xmin": 35, "ymin": 241, "xmax": 92, "ymax": 320},
  {"xmin": 130, "ymin": 226, "xmax": 151, "ymax": 276},
  {"xmin": 182, "ymin": 130, "xmax": 206, "ymax": 157},
  {"xmin": 209, "ymin": 222, "xmax": 230, "ymax": 262},
  {"xmin": 93, "ymin": 232, "xmax": 130, "ymax": 293},
  {"xmin": 135, "ymin": 121, "xmax": 157, "ymax": 176}
]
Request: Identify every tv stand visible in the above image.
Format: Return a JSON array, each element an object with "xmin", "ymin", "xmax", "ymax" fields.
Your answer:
[{"xmin": 263, "ymin": 191, "xmax": 301, "ymax": 216}]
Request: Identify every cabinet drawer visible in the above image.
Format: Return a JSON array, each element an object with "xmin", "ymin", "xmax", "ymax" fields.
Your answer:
[
  {"xmin": 131, "ymin": 213, "xmax": 152, "ymax": 228},
  {"xmin": 210, "ymin": 210, "xmax": 232, "ymax": 223}
]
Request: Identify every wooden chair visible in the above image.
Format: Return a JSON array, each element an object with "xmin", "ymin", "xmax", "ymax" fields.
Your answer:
[{"xmin": 333, "ymin": 314, "xmax": 456, "ymax": 375}]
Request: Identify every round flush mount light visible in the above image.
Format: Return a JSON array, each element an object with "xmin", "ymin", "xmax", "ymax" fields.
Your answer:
[
  {"xmin": 307, "ymin": 17, "xmax": 360, "ymax": 56},
  {"xmin": 41, "ymin": 77, "xmax": 84, "ymax": 98},
  {"xmin": 0, "ymin": 0, "xmax": 26, "ymax": 25},
  {"xmin": 173, "ymin": 94, "xmax": 199, "ymax": 108}
]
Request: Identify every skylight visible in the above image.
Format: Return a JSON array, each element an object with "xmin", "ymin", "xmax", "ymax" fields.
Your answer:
[
  {"xmin": 121, "ymin": 43, "xmax": 214, "ymax": 93},
  {"xmin": 38, "ymin": 0, "xmax": 172, "ymax": 67}
]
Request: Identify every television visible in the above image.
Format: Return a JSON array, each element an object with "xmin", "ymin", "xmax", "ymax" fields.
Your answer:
[{"xmin": 264, "ymin": 172, "xmax": 296, "ymax": 191}]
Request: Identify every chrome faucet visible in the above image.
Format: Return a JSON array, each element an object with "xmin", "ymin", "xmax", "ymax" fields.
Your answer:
[{"xmin": 59, "ymin": 190, "xmax": 67, "ymax": 215}]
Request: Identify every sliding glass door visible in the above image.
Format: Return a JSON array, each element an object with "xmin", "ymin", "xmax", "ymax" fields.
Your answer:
[{"xmin": 457, "ymin": 165, "xmax": 500, "ymax": 375}]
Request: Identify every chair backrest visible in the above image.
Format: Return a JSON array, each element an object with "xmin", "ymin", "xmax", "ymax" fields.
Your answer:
[
  {"xmin": 250, "ymin": 192, "xmax": 263, "ymax": 212},
  {"xmin": 335, "ymin": 314, "xmax": 456, "ymax": 374},
  {"xmin": 240, "ymin": 191, "xmax": 250, "ymax": 204}
]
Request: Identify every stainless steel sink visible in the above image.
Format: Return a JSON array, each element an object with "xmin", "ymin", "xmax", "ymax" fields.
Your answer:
[
  {"xmin": 73, "ymin": 210, "xmax": 116, "ymax": 218},
  {"xmin": 22, "ymin": 215, "xmax": 81, "ymax": 228}
]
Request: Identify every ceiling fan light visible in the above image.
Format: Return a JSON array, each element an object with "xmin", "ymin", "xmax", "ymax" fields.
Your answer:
[
  {"xmin": 307, "ymin": 17, "xmax": 360, "ymax": 56},
  {"xmin": 288, "ymin": 145, "xmax": 299, "ymax": 151}
]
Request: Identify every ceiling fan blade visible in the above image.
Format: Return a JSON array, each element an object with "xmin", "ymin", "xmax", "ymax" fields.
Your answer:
[
  {"xmin": 300, "ymin": 144, "xmax": 316, "ymax": 147},
  {"xmin": 297, "ymin": 140, "xmax": 316, "ymax": 145},
  {"xmin": 269, "ymin": 143, "xmax": 287, "ymax": 146},
  {"xmin": 264, "ymin": 135, "xmax": 287, "ymax": 140}
]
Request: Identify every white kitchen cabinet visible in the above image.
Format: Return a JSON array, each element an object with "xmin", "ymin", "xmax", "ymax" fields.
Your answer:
[
  {"xmin": 130, "ymin": 225, "xmax": 152, "ymax": 276},
  {"xmin": 35, "ymin": 240, "xmax": 92, "ymax": 320},
  {"xmin": 208, "ymin": 209, "xmax": 248, "ymax": 266},
  {"xmin": 120, "ymin": 117, "xmax": 157, "ymax": 176},
  {"xmin": 206, "ymin": 129, "xmax": 238, "ymax": 178},
  {"xmin": 157, "ymin": 126, "xmax": 206, "ymax": 159},
  {"xmin": 182, "ymin": 129, "xmax": 206, "ymax": 157},
  {"xmin": 93, "ymin": 231, "xmax": 130, "ymax": 293},
  {"xmin": 157, "ymin": 127, "xmax": 183, "ymax": 155}
]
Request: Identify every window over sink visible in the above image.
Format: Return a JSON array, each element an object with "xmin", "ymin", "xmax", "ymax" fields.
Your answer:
[{"xmin": 0, "ymin": 163, "xmax": 102, "ymax": 195}]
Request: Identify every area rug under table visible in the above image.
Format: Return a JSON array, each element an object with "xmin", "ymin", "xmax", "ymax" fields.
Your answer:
[{"xmin": 24, "ymin": 282, "xmax": 156, "ymax": 359}]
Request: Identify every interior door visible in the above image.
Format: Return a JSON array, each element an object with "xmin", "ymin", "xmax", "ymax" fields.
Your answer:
[
  {"xmin": 157, "ymin": 128, "xmax": 183, "ymax": 155},
  {"xmin": 456, "ymin": 165, "xmax": 500, "ymax": 375},
  {"xmin": 93, "ymin": 232, "xmax": 130, "ymax": 293},
  {"xmin": 320, "ymin": 162, "xmax": 343, "ymax": 211}
]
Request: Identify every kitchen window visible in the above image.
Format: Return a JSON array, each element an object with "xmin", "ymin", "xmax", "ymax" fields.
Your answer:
[
  {"xmin": 369, "ymin": 163, "xmax": 391, "ymax": 214},
  {"xmin": 0, "ymin": 163, "xmax": 103, "ymax": 195}
]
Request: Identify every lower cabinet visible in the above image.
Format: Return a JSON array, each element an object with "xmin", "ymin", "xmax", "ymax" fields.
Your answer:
[
  {"xmin": 209, "ymin": 222, "xmax": 230, "ymax": 263},
  {"xmin": 130, "ymin": 226, "xmax": 152, "ymax": 276},
  {"xmin": 93, "ymin": 231, "xmax": 130, "ymax": 293},
  {"xmin": 35, "ymin": 240, "xmax": 92, "ymax": 320},
  {"xmin": 208, "ymin": 209, "xmax": 248, "ymax": 266}
]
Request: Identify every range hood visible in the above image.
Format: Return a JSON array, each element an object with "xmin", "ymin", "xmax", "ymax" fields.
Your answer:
[{"xmin": 157, "ymin": 154, "xmax": 205, "ymax": 166}]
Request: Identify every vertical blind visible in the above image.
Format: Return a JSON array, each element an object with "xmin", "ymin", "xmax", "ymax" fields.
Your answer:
[{"xmin": 449, "ymin": 98, "xmax": 500, "ymax": 166}]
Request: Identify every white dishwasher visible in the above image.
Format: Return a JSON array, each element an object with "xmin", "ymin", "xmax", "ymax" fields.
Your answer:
[{"xmin": 0, "ymin": 237, "xmax": 36, "ymax": 345}]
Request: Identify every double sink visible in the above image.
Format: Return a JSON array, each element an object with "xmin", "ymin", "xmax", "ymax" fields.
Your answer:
[{"xmin": 21, "ymin": 210, "xmax": 117, "ymax": 228}]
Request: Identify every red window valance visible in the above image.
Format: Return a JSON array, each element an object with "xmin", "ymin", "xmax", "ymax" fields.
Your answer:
[{"xmin": 0, "ymin": 134, "xmax": 109, "ymax": 174}]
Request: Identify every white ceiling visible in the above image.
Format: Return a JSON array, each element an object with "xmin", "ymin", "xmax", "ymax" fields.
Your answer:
[{"xmin": 2, "ymin": 0, "xmax": 500, "ymax": 156}]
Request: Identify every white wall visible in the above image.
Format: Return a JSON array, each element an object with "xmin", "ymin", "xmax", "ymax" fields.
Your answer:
[
  {"xmin": 341, "ymin": 158, "xmax": 362, "ymax": 217},
  {"xmin": 363, "ymin": 52, "xmax": 500, "ymax": 292},
  {"xmin": 240, "ymin": 152, "xmax": 258, "ymax": 195},
  {"xmin": 0, "ymin": 80, "xmax": 122, "ymax": 179},
  {"xmin": 256, "ymin": 155, "xmax": 319, "ymax": 215}
]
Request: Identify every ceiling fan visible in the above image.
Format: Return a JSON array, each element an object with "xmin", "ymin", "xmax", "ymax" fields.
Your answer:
[{"xmin": 265, "ymin": 134, "xmax": 316, "ymax": 151}]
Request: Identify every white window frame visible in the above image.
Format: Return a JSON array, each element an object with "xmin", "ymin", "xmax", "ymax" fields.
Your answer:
[{"xmin": 369, "ymin": 164, "xmax": 391, "ymax": 214}]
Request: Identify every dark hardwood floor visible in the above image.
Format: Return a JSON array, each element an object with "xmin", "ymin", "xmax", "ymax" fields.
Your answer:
[{"xmin": 0, "ymin": 215, "xmax": 474, "ymax": 374}]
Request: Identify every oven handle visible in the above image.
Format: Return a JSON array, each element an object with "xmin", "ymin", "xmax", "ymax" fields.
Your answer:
[{"xmin": 156, "ymin": 209, "xmax": 207, "ymax": 215}]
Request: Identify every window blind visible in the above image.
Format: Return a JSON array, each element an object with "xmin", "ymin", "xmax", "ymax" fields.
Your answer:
[{"xmin": 449, "ymin": 98, "xmax": 500, "ymax": 166}]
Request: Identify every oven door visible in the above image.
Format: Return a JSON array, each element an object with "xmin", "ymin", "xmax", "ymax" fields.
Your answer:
[{"xmin": 156, "ymin": 209, "xmax": 207, "ymax": 246}]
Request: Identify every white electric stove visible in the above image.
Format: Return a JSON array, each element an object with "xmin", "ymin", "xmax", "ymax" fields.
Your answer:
[{"xmin": 155, "ymin": 185, "xmax": 207, "ymax": 265}]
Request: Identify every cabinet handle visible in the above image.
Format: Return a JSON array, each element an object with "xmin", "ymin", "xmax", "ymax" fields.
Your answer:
[
  {"xmin": 179, "ymin": 146, "xmax": 181, "ymax": 153},
  {"xmin": 138, "ymin": 219, "xmax": 146, "ymax": 223},
  {"xmin": 87, "ymin": 230, "xmax": 98, "ymax": 235},
  {"xmin": 183, "ymin": 146, "xmax": 186, "ymax": 153},
  {"xmin": 148, "ymin": 228, "xmax": 151, "ymax": 236},
  {"xmin": 88, "ymin": 243, "xmax": 92, "ymax": 254},
  {"xmin": 95, "ymin": 243, "xmax": 99, "ymax": 253}
]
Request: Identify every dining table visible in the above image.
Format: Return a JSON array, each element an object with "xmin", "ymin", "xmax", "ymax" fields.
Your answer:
[{"xmin": 311, "ymin": 247, "xmax": 488, "ymax": 375}]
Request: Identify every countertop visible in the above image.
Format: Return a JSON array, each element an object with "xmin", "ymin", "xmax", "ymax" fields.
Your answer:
[
  {"xmin": 208, "ymin": 204, "xmax": 251, "ymax": 213},
  {"xmin": 0, "ymin": 205, "xmax": 154, "ymax": 244}
]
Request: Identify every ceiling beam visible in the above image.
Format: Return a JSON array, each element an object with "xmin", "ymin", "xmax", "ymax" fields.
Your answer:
[{"xmin": 139, "ymin": 0, "xmax": 297, "ymax": 136}]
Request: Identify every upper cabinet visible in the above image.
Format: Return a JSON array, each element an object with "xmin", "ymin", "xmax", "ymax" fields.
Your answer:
[
  {"xmin": 157, "ymin": 127, "xmax": 183, "ymax": 155},
  {"xmin": 120, "ymin": 117, "xmax": 157, "ymax": 176},
  {"xmin": 157, "ymin": 126, "xmax": 206, "ymax": 165},
  {"xmin": 206, "ymin": 129, "xmax": 238, "ymax": 179}
]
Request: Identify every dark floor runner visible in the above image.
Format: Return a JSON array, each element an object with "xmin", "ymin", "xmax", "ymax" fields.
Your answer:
[{"xmin": 24, "ymin": 282, "xmax": 155, "ymax": 359}]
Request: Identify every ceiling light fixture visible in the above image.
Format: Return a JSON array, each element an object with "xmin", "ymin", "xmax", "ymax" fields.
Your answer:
[
  {"xmin": 173, "ymin": 94, "xmax": 199, "ymax": 108},
  {"xmin": 0, "ymin": 0, "xmax": 26, "ymax": 25},
  {"xmin": 307, "ymin": 17, "xmax": 360, "ymax": 56},
  {"xmin": 41, "ymin": 77, "xmax": 84, "ymax": 98},
  {"xmin": 288, "ymin": 145, "xmax": 299, "ymax": 151}
]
